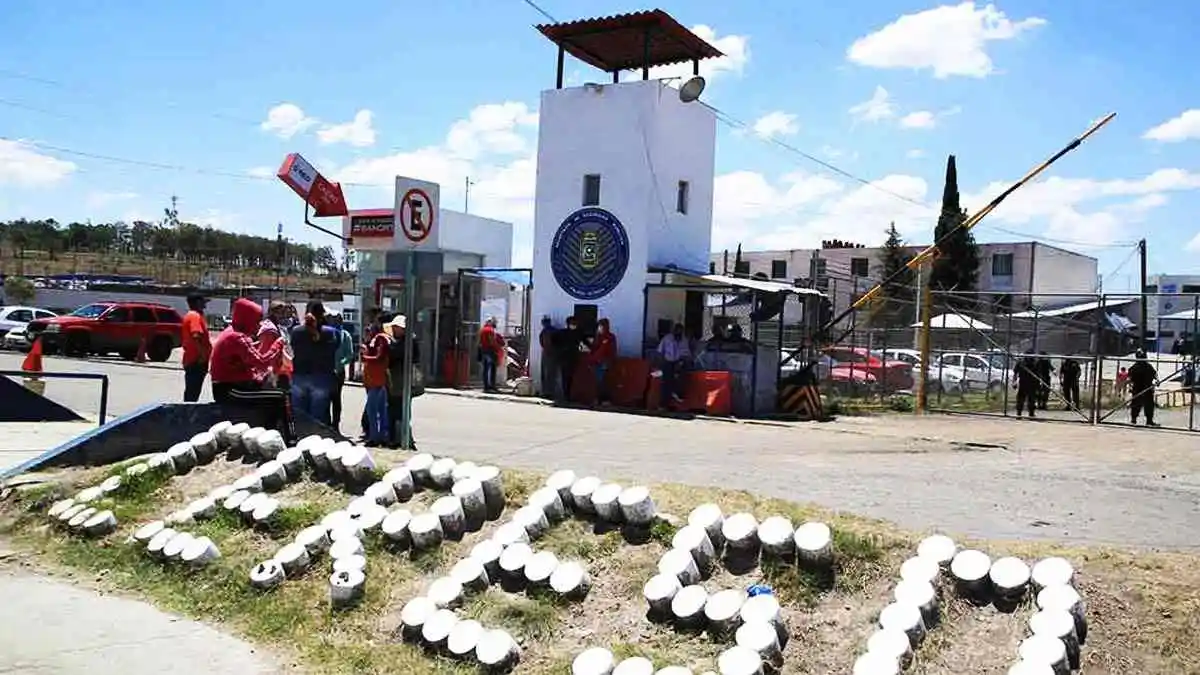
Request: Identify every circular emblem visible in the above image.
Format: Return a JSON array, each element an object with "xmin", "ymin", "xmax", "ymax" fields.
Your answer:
[{"xmin": 550, "ymin": 207, "xmax": 630, "ymax": 301}]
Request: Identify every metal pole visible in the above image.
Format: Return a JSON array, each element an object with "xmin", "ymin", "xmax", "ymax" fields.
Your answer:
[
  {"xmin": 916, "ymin": 265, "xmax": 933, "ymax": 413},
  {"xmin": 401, "ymin": 252, "xmax": 416, "ymax": 450},
  {"xmin": 1002, "ymin": 308, "xmax": 1013, "ymax": 416},
  {"xmin": 1138, "ymin": 238, "xmax": 1148, "ymax": 350},
  {"xmin": 98, "ymin": 375, "xmax": 109, "ymax": 427},
  {"xmin": 1190, "ymin": 295, "xmax": 1198, "ymax": 432},
  {"xmin": 1091, "ymin": 294, "xmax": 1106, "ymax": 424}
]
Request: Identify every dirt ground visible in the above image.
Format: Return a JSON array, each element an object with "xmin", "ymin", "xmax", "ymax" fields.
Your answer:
[{"xmin": 3, "ymin": 445, "xmax": 1197, "ymax": 675}]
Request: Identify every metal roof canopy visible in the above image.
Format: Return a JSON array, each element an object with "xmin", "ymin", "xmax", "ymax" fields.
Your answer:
[
  {"xmin": 651, "ymin": 266, "xmax": 826, "ymax": 297},
  {"xmin": 537, "ymin": 9, "xmax": 723, "ymax": 86},
  {"xmin": 1007, "ymin": 296, "xmax": 1138, "ymax": 319}
]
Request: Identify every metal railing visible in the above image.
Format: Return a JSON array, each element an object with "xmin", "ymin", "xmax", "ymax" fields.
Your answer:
[{"xmin": 0, "ymin": 370, "xmax": 109, "ymax": 427}]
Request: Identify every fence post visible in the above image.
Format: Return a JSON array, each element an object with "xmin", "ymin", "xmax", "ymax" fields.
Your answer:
[
  {"xmin": 916, "ymin": 273, "xmax": 933, "ymax": 413},
  {"xmin": 1090, "ymin": 294, "xmax": 1106, "ymax": 424},
  {"xmin": 1002, "ymin": 308, "xmax": 1014, "ymax": 417},
  {"xmin": 1190, "ymin": 294, "xmax": 1198, "ymax": 432}
]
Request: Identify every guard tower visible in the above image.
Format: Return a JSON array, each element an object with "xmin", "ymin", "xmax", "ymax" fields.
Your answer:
[{"xmin": 530, "ymin": 10, "xmax": 723, "ymax": 386}]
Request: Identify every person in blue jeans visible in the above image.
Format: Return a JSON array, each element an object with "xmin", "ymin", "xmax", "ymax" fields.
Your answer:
[{"xmin": 289, "ymin": 300, "xmax": 339, "ymax": 427}]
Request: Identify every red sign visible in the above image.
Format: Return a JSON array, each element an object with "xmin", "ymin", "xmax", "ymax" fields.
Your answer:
[
  {"xmin": 276, "ymin": 153, "xmax": 348, "ymax": 218},
  {"xmin": 349, "ymin": 213, "xmax": 394, "ymax": 239},
  {"xmin": 398, "ymin": 188, "xmax": 435, "ymax": 243}
]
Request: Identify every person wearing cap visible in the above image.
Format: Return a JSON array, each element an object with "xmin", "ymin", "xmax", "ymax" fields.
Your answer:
[
  {"xmin": 385, "ymin": 313, "xmax": 420, "ymax": 449},
  {"xmin": 181, "ymin": 292, "xmax": 211, "ymax": 402},
  {"xmin": 1128, "ymin": 349, "xmax": 1158, "ymax": 426},
  {"xmin": 289, "ymin": 300, "xmax": 340, "ymax": 426},
  {"xmin": 359, "ymin": 313, "xmax": 392, "ymax": 446}
]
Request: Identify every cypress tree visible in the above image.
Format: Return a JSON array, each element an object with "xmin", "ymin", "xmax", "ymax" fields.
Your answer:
[{"xmin": 929, "ymin": 154, "xmax": 980, "ymax": 307}]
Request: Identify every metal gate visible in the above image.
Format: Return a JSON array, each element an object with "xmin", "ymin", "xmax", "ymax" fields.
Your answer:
[{"xmin": 453, "ymin": 268, "xmax": 531, "ymax": 389}]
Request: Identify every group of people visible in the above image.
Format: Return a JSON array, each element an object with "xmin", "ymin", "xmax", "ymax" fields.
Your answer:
[
  {"xmin": 1013, "ymin": 348, "xmax": 1159, "ymax": 426},
  {"xmin": 536, "ymin": 316, "xmax": 618, "ymax": 403},
  {"xmin": 180, "ymin": 294, "xmax": 419, "ymax": 447}
]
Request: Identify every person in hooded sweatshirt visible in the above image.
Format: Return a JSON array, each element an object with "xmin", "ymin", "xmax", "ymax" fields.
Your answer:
[
  {"xmin": 289, "ymin": 300, "xmax": 340, "ymax": 426},
  {"xmin": 209, "ymin": 298, "xmax": 295, "ymax": 443}
]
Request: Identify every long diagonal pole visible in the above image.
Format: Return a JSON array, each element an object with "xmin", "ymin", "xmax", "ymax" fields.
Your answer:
[{"xmin": 820, "ymin": 112, "xmax": 1117, "ymax": 340}]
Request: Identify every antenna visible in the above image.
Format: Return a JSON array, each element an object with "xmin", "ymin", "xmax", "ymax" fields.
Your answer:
[{"xmin": 679, "ymin": 75, "xmax": 706, "ymax": 103}]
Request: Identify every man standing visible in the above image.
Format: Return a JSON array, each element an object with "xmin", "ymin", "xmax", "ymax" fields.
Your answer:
[
  {"xmin": 555, "ymin": 316, "xmax": 584, "ymax": 402},
  {"xmin": 1014, "ymin": 350, "xmax": 1039, "ymax": 419},
  {"xmin": 385, "ymin": 314, "xmax": 420, "ymax": 449},
  {"xmin": 1059, "ymin": 356, "xmax": 1082, "ymax": 411},
  {"xmin": 181, "ymin": 293, "xmax": 211, "ymax": 402},
  {"xmin": 589, "ymin": 318, "xmax": 617, "ymax": 405},
  {"xmin": 538, "ymin": 316, "xmax": 558, "ymax": 400},
  {"xmin": 289, "ymin": 301, "xmax": 339, "ymax": 426},
  {"xmin": 657, "ymin": 322, "xmax": 691, "ymax": 407},
  {"xmin": 1035, "ymin": 352, "xmax": 1054, "ymax": 410},
  {"xmin": 1128, "ymin": 350, "xmax": 1158, "ymax": 427},
  {"xmin": 478, "ymin": 318, "xmax": 505, "ymax": 393},
  {"xmin": 330, "ymin": 313, "xmax": 354, "ymax": 431}
]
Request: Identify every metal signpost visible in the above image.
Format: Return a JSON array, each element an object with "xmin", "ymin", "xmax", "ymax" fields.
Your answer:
[{"xmin": 394, "ymin": 176, "xmax": 439, "ymax": 450}]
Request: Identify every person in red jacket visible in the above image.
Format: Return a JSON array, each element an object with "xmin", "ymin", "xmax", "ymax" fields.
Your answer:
[
  {"xmin": 210, "ymin": 298, "xmax": 295, "ymax": 443},
  {"xmin": 478, "ymin": 317, "xmax": 506, "ymax": 393},
  {"xmin": 589, "ymin": 317, "xmax": 617, "ymax": 405}
]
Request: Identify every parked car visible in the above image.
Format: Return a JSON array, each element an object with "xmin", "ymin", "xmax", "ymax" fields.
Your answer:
[
  {"xmin": 0, "ymin": 305, "xmax": 57, "ymax": 341},
  {"xmin": 779, "ymin": 350, "xmax": 878, "ymax": 395},
  {"xmin": 25, "ymin": 301, "xmax": 183, "ymax": 362},
  {"xmin": 938, "ymin": 351, "xmax": 1014, "ymax": 392},
  {"xmin": 3, "ymin": 324, "xmax": 30, "ymax": 351},
  {"xmin": 877, "ymin": 348, "xmax": 969, "ymax": 394},
  {"xmin": 822, "ymin": 346, "xmax": 915, "ymax": 392}
]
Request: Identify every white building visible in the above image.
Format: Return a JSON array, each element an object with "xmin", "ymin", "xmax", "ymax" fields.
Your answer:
[
  {"xmin": 1145, "ymin": 274, "xmax": 1200, "ymax": 350},
  {"xmin": 712, "ymin": 241, "xmax": 1099, "ymax": 313}
]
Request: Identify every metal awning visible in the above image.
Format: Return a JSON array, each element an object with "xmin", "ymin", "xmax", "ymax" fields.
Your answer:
[
  {"xmin": 1007, "ymin": 297, "xmax": 1137, "ymax": 319},
  {"xmin": 651, "ymin": 266, "xmax": 826, "ymax": 297},
  {"xmin": 911, "ymin": 312, "xmax": 993, "ymax": 331}
]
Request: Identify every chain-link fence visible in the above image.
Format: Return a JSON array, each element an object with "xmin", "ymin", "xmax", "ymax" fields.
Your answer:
[{"xmin": 824, "ymin": 286, "xmax": 1200, "ymax": 432}]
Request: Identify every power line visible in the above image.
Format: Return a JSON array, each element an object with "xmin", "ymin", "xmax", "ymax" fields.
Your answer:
[{"xmin": 519, "ymin": 0, "xmax": 556, "ymax": 22}]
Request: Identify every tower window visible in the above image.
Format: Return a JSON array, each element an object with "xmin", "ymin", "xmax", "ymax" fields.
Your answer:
[
  {"xmin": 676, "ymin": 180, "xmax": 690, "ymax": 214},
  {"xmin": 582, "ymin": 174, "xmax": 601, "ymax": 206}
]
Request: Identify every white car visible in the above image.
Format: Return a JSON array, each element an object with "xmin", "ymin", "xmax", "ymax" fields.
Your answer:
[
  {"xmin": 0, "ymin": 305, "xmax": 57, "ymax": 346},
  {"xmin": 3, "ymin": 324, "xmax": 30, "ymax": 351},
  {"xmin": 877, "ymin": 348, "xmax": 969, "ymax": 394},
  {"xmin": 938, "ymin": 351, "xmax": 1015, "ymax": 392}
]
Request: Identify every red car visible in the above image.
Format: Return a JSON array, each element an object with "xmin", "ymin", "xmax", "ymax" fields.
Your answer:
[
  {"xmin": 822, "ymin": 346, "xmax": 914, "ymax": 392},
  {"xmin": 26, "ymin": 301, "xmax": 182, "ymax": 362}
]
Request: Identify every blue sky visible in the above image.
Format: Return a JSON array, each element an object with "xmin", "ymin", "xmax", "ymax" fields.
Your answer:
[{"xmin": 2, "ymin": 0, "xmax": 1199, "ymax": 291}]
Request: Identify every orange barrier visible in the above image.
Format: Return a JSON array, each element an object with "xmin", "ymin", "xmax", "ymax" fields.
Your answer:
[
  {"xmin": 646, "ymin": 369, "xmax": 733, "ymax": 416},
  {"xmin": 610, "ymin": 358, "xmax": 651, "ymax": 407},
  {"xmin": 440, "ymin": 349, "xmax": 472, "ymax": 387}
]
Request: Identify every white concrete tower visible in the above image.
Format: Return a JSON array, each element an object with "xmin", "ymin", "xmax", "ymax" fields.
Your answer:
[{"xmin": 529, "ymin": 10, "xmax": 721, "ymax": 387}]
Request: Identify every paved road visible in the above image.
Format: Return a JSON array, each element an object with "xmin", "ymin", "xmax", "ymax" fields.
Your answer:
[
  {"xmin": 0, "ymin": 571, "xmax": 284, "ymax": 674},
  {"xmin": 3, "ymin": 352, "xmax": 1198, "ymax": 550}
]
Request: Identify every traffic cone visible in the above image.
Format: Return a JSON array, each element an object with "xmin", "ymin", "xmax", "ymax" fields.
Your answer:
[
  {"xmin": 21, "ymin": 336, "xmax": 46, "ymax": 396},
  {"xmin": 135, "ymin": 336, "xmax": 148, "ymax": 363}
]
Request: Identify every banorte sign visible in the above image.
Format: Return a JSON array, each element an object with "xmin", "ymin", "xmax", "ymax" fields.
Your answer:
[{"xmin": 276, "ymin": 153, "xmax": 348, "ymax": 218}]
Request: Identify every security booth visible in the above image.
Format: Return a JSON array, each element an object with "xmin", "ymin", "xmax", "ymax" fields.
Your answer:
[{"xmin": 343, "ymin": 203, "xmax": 514, "ymax": 388}]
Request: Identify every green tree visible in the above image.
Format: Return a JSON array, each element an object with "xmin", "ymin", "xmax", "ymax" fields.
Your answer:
[
  {"xmin": 4, "ymin": 276, "xmax": 36, "ymax": 304},
  {"xmin": 871, "ymin": 222, "xmax": 915, "ymax": 327},
  {"xmin": 928, "ymin": 154, "xmax": 980, "ymax": 307}
]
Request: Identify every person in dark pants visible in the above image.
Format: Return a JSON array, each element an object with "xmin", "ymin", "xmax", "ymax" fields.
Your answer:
[
  {"xmin": 538, "ymin": 316, "xmax": 558, "ymax": 400},
  {"xmin": 554, "ymin": 316, "xmax": 584, "ymax": 402},
  {"xmin": 1035, "ymin": 352, "xmax": 1054, "ymax": 410},
  {"xmin": 385, "ymin": 314, "xmax": 421, "ymax": 449},
  {"xmin": 209, "ymin": 298, "xmax": 294, "ymax": 443},
  {"xmin": 1128, "ymin": 350, "xmax": 1158, "ymax": 426},
  {"xmin": 1059, "ymin": 356, "xmax": 1082, "ymax": 410},
  {"xmin": 1014, "ymin": 350, "xmax": 1039, "ymax": 418},
  {"xmin": 657, "ymin": 322, "xmax": 692, "ymax": 406},
  {"xmin": 329, "ymin": 313, "xmax": 354, "ymax": 431},
  {"xmin": 181, "ymin": 293, "xmax": 211, "ymax": 402},
  {"xmin": 289, "ymin": 301, "xmax": 339, "ymax": 426}
]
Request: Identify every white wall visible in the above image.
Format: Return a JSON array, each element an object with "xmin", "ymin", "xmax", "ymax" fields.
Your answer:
[
  {"xmin": 1028, "ymin": 243, "xmax": 1098, "ymax": 304},
  {"xmin": 439, "ymin": 209, "xmax": 514, "ymax": 269},
  {"xmin": 531, "ymin": 80, "xmax": 717, "ymax": 388}
]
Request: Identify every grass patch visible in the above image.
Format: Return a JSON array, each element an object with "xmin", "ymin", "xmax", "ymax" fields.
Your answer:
[{"xmin": 3, "ymin": 459, "xmax": 1199, "ymax": 674}]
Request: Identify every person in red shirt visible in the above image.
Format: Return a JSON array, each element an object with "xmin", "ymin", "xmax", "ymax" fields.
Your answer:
[
  {"xmin": 359, "ymin": 318, "xmax": 391, "ymax": 445},
  {"xmin": 181, "ymin": 293, "xmax": 211, "ymax": 402},
  {"xmin": 210, "ymin": 298, "xmax": 294, "ymax": 443},
  {"xmin": 478, "ymin": 317, "xmax": 506, "ymax": 392},
  {"xmin": 588, "ymin": 318, "xmax": 617, "ymax": 405}
]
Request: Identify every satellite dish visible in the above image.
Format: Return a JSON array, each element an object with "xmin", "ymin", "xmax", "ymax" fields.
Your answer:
[{"xmin": 679, "ymin": 75, "xmax": 706, "ymax": 103}]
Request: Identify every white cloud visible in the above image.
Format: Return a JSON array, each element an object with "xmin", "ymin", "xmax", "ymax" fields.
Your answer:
[
  {"xmin": 84, "ymin": 191, "xmax": 138, "ymax": 209},
  {"xmin": 317, "ymin": 110, "xmax": 377, "ymax": 148},
  {"xmin": 260, "ymin": 103, "xmax": 317, "ymax": 139},
  {"xmin": 899, "ymin": 111, "xmax": 937, "ymax": 129},
  {"xmin": 0, "ymin": 139, "xmax": 76, "ymax": 186},
  {"xmin": 445, "ymin": 102, "xmax": 538, "ymax": 160},
  {"xmin": 751, "ymin": 111, "xmax": 799, "ymax": 139},
  {"xmin": 247, "ymin": 166, "xmax": 275, "ymax": 179},
  {"xmin": 906, "ymin": 149, "xmax": 926, "ymax": 159},
  {"xmin": 847, "ymin": 2, "xmax": 1046, "ymax": 78},
  {"xmin": 850, "ymin": 86, "xmax": 895, "ymax": 123},
  {"xmin": 1143, "ymin": 109, "xmax": 1200, "ymax": 143},
  {"xmin": 964, "ymin": 168, "xmax": 1200, "ymax": 245}
]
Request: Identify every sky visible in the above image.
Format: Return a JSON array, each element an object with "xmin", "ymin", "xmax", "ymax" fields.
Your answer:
[{"xmin": 2, "ymin": 0, "xmax": 1199, "ymax": 292}]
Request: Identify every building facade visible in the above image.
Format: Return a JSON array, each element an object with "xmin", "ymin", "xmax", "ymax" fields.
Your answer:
[
  {"xmin": 1145, "ymin": 274, "xmax": 1200, "ymax": 351},
  {"xmin": 709, "ymin": 241, "xmax": 1099, "ymax": 314}
]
